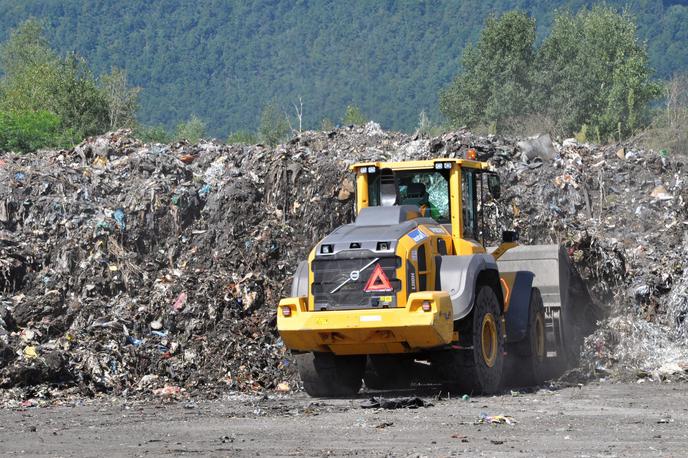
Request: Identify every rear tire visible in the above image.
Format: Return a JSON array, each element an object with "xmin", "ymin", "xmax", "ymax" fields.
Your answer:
[
  {"xmin": 363, "ymin": 355, "xmax": 413, "ymax": 390},
  {"xmin": 295, "ymin": 352, "xmax": 365, "ymax": 397},
  {"xmin": 511, "ymin": 287, "xmax": 546, "ymax": 386}
]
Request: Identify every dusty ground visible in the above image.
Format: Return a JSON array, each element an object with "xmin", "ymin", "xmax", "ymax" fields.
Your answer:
[{"xmin": 0, "ymin": 381, "xmax": 686, "ymax": 457}]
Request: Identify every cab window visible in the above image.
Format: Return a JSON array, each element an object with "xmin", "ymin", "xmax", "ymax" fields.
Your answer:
[{"xmin": 367, "ymin": 170, "xmax": 450, "ymax": 223}]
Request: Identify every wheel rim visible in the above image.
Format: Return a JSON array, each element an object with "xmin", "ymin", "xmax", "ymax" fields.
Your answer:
[
  {"xmin": 535, "ymin": 313, "xmax": 545, "ymax": 359},
  {"xmin": 481, "ymin": 313, "xmax": 498, "ymax": 368}
]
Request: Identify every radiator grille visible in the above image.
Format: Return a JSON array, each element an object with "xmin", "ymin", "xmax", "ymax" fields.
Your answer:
[{"xmin": 311, "ymin": 253, "xmax": 401, "ymax": 310}]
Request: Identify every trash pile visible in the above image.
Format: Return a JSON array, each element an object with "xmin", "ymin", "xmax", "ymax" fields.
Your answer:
[
  {"xmin": 491, "ymin": 136, "xmax": 687, "ymax": 380},
  {"xmin": 0, "ymin": 123, "xmax": 685, "ymax": 404}
]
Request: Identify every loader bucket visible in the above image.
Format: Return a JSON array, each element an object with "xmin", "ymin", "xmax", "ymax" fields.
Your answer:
[{"xmin": 496, "ymin": 244, "xmax": 600, "ymax": 364}]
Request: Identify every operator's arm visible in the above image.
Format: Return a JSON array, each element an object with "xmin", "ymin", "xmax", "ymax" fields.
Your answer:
[{"xmin": 419, "ymin": 202, "xmax": 441, "ymax": 220}]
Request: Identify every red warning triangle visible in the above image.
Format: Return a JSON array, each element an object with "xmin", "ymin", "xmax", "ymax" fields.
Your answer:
[{"xmin": 364, "ymin": 264, "xmax": 393, "ymax": 292}]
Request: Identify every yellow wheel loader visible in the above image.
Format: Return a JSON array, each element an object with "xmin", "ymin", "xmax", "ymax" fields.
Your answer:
[{"xmin": 277, "ymin": 155, "xmax": 594, "ymax": 397}]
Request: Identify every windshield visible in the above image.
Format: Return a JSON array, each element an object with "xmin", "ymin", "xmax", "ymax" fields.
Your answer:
[{"xmin": 367, "ymin": 170, "xmax": 450, "ymax": 223}]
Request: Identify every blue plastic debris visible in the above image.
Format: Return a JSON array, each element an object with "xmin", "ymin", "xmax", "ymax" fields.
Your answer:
[
  {"xmin": 96, "ymin": 221, "xmax": 115, "ymax": 233},
  {"xmin": 126, "ymin": 336, "xmax": 143, "ymax": 347},
  {"xmin": 113, "ymin": 208, "xmax": 126, "ymax": 231},
  {"xmin": 198, "ymin": 184, "xmax": 211, "ymax": 198}
]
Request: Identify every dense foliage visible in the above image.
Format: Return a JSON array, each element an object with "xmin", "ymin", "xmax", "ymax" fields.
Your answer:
[
  {"xmin": 0, "ymin": 20, "xmax": 139, "ymax": 152},
  {"xmin": 536, "ymin": 7, "xmax": 662, "ymax": 138},
  {"xmin": 0, "ymin": 110, "xmax": 61, "ymax": 152},
  {"xmin": 641, "ymin": 72, "xmax": 688, "ymax": 155},
  {"xmin": 440, "ymin": 7, "xmax": 663, "ymax": 139},
  {"xmin": 439, "ymin": 12, "xmax": 537, "ymax": 132},
  {"xmin": 258, "ymin": 102, "xmax": 290, "ymax": 147},
  {"xmin": 0, "ymin": 1, "xmax": 685, "ymax": 136}
]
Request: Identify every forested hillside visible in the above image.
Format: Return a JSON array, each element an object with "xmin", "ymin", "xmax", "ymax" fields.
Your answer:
[{"xmin": 0, "ymin": 0, "xmax": 686, "ymax": 136}]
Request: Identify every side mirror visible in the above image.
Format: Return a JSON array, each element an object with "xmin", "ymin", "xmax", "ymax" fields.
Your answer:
[{"xmin": 487, "ymin": 173, "xmax": 501, "ymax": 199}]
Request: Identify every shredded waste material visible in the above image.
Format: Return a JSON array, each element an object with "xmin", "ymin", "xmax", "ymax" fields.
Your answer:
[
  {"xmin": 476, "ymin": 413, "xmax": 517, "ymax": 425},
  {"xmin": 0, "ymin": 123, "xmax": 686, "ymax": 405},
  {"xmin": 360, "ymin": 396, "xmax": 432, "ymax": 409}
]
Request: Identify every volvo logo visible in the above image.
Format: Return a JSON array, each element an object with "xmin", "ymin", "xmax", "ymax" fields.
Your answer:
[{"xmin": 330, "ymin": 257, "xmax": 380, "ymax": 294}]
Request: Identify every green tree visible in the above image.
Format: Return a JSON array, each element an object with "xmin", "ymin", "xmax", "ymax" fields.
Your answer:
[
  {"xmin": 227, "ymin": 130, "xmax": 258, "ymax": 144},
  {"xmin": 0, "ymin": 18, "xmax": 55, "ymax": 77},
  {"xmin": 440, "ymin": 7, "xmax": 661, "ymax": 139},
  {"xmin": 641, "ymin": 72, "xmax": 688, "ymax": 155},
  {"xmin": 53, "ymin": 54, "xmax": 110, "ymax": 141},
  {"xmin": 0, "ymin": 19, "xmax": 136, "ymax": 147},
  {"xmin": 0, "ymin": 110, "xmax": 61, "ymax": 153},
  {"xmin": 258, "ymin": 102, "xmax": 289, "ymax": 146},
  {"xmin": 0, "ymin": 19, "xmax": 62, "ymax": 116},
  {"xmin": 0, "ymin": 2, "xmax": 684, "ymax": 136},
  {"xmin": 175, "ymin": 115, "xmax": 206, "ymax": 142},
  {"xmin": 0, "ymin": 21, "xmax": 109, "ymax": 141},
  {"xmin": 101, "ymin": 67, "xmax": 141, "ymax": 130},
  {"xmin": 342, "ymin": 104, "xmax": 367, "ymax": 126},
  {"xmin": 439, "ymin": 11, "xmax": 536, "ymax": 131},
  {"xmin": 135, "ymin": 124, "xmax": 171, "ymax": 144},
  {"xmin": 536, "ymin": 6, "xmax": 662, "ymax": 139}
]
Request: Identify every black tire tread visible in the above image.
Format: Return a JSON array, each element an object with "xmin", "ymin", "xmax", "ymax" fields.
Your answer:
[
  {"xmin": 508, "ymin": 287, "xmax": 546, "ymax": 387},
  {"xmin": 296, "ymin": 352, "xmax": 365, "ymax": 397},
  {"xmin": 433, "ymin": 283, "xmax": 504, "ymax": 395}
]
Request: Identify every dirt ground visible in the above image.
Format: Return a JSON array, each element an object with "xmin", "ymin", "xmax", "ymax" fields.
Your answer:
[{"xmin": 0, "ymin": 381, "xmax": 686, "ymax": 457}]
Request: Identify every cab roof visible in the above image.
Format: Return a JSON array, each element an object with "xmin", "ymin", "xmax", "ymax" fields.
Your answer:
[{"xmin": 350, "ymin": 158, "xmax": 490, "ymax": 172}]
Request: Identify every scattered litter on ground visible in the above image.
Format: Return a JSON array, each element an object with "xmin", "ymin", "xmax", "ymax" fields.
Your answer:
[
  {"xmin": 153, "ymin": 385, "xmax": 184, "ymax": 398},
  {"xmin": 275, "ymin": 382, "xmax": 290, "ymax": 392},
  {"xmin": 374, "ymin": 421, "xmax": 394, "ymax": 429},
  {"xmin": 476, "ymin": 413, "xmax": 517, "ymax": 425},
  {"xmin": 360, "ymin": 396, "xmax": 432, "ymax": 409}
]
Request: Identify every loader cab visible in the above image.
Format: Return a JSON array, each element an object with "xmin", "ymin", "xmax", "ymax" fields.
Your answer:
[
  {"xmin": 352, "ymin": 157, "xmax": 499, "ymax": 256},
  {"xmin": 367, "ymin": 168, "xmax": 451, "ymax": 222}
]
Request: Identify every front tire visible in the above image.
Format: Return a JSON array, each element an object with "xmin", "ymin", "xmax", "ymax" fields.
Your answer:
[
  {"xmin": 470, "ymin": 284, "xmax": 505, "ymax": 393},
  {"xmin": 434, "ymin": 284, "xmax": 505, "ymax": 394},
  {"xmin": 295, "ymin": 352, "xmax": 365, "ymax": 397}
]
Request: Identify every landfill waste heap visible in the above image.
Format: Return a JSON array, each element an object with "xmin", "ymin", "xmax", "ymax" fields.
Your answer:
[{"xmin": 0, "ymin": 124, "xmax": 686, "ymax": 404}]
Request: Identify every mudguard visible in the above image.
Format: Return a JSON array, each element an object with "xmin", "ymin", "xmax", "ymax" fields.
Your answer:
[
  {"xmin": 503, "ymin": 271, "xmax": 535, "ymax": 343},
  {"xmin": 435, "ymin": 254, "xmax": 499, "ymax": 321},
  {"xmin": 290, "ymin": 260, "xmax": 309, "ymax": 297}
]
